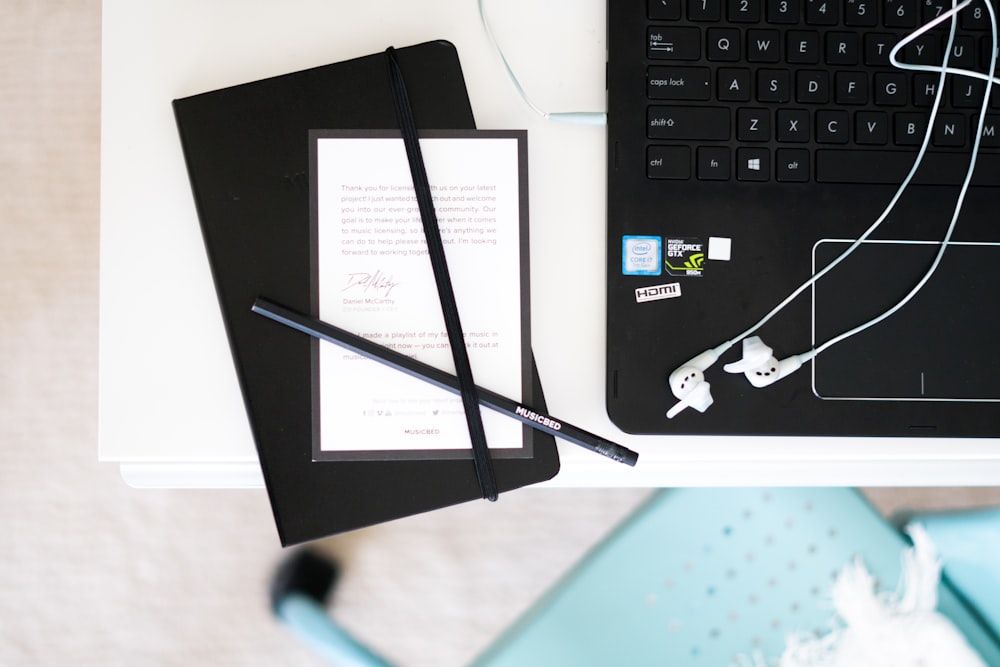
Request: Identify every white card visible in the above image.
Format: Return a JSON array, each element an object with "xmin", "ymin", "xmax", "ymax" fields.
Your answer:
[{"xmin": 312, "ymin": 131, "xmax": 530, "ymax": 460}]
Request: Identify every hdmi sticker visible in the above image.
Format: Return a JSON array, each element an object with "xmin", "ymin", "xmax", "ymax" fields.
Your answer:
[
  {"xmin": 622, "ymin": 236, "xmax": 662, "ymax": 276},
  {"xmin": 636, "ymin": 282, "xmax": 681, "ymax": 303},
  {"xmin": 665, "ymin": 237, "xmax": 705, "ymax": 277}
]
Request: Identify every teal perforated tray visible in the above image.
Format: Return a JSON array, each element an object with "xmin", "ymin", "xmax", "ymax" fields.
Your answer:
[{"xmin": 472, "ymin": 488, "xmax": 1000, "ymax": 667}]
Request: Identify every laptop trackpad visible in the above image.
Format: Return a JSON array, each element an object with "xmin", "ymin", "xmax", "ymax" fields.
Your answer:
[{"xmin": 813, "ymin": 240, "xmax": 1000, "ymax": 401}]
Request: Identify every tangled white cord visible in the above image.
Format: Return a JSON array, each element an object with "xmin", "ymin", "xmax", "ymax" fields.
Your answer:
[{"xmin": 713, "ymin": 0, "xmax": 999, "ymax": 370}]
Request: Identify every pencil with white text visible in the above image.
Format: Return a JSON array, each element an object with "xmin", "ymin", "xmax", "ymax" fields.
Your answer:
[{"xmin": 252, "ymin": 297, "xmax": 638, "ymax": 466}]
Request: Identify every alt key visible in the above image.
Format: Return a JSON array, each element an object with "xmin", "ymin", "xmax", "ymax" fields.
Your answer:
[{"xmin": 776, "ymin": 149, "xmax": 810, "ymax": 182}]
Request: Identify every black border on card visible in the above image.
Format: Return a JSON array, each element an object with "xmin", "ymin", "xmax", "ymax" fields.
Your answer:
[{"xmin": 308, "ymin": 129, "xmax": 533, "ymax": 462}]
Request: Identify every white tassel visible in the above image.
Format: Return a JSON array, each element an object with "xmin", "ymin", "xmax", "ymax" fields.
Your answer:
[{"xmin": 770, "ymin": 524, "xmax": 986, "ymax": 667}]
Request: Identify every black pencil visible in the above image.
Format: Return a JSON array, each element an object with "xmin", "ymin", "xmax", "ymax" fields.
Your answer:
[{"xmin": 251, "ymin": 297, "xmax": 638, "ymax": 467}]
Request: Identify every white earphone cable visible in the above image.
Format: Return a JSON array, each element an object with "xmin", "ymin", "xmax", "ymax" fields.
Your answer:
[
  {"xmin": 476, "ymin": 0, "xmax": 608, "ymax": 125},
  {"xmin": 805, "ymin": 0, "xmax": 999, "ymax": 361},
  {"xmin": 709, "ymin": 0, "xmax": 979, "ymax": 363}
]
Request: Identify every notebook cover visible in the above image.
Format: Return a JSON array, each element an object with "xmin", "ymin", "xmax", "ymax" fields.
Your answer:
[{"xmin": 172, "ymin": 41, "xmax": 559, "ymax": 545}]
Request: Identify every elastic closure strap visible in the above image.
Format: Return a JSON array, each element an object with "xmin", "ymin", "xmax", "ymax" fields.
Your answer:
[{"xmin": 384, "ymin": 46, "xmax": 499, "ymax": 502}]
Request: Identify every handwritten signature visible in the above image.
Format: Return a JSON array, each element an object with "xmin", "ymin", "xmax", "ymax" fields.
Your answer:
[{"xmin": 342, "ymin": 269, "xmax": 401, "ymax": 296}]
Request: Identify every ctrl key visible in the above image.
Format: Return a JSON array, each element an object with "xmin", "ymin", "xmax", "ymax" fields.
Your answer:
[{"xmin": 647, "ymin": 146, "xmax": 691, "ymax": 179}]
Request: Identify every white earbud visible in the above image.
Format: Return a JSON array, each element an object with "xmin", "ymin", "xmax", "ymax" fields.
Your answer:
[
  {"xmin": 666, "ymin": 349, "xmax": 721, "ymax": 419},
  {"xmin": 722, "ymin": 336, "xmax": 803, "ymax": 388}
]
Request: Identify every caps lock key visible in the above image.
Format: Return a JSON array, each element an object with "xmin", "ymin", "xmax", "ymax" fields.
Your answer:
[{"xmin": 647, "ymin": 67, "xmax": 711, "ymax": 100}]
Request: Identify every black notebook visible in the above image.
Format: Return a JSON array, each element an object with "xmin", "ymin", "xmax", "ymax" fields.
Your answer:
[{"xmin": 173, "ymin": 41, "xmax": 559, "ymax": 545}]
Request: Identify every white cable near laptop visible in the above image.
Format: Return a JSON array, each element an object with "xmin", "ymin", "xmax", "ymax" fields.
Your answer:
[
  {"xmin": 476, "ymin": 0, "xmax": 607, "ymax": 125},
  {"xmin": 667, "ymin": 0, "xmax": 1000, "ymax": 418}
]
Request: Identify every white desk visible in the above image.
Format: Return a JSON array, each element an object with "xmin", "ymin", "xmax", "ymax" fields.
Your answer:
[{"xmin": 99, "ymin": 0, "xmax": 1000, "ymax": 488}]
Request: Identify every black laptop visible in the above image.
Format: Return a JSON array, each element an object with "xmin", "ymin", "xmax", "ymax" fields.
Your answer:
[{"xmin": 606, "ymin": 0, "xmax": 1000, "ymax": 436}]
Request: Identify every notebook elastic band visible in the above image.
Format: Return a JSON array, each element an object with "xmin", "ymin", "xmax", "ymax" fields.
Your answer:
[{"xmin": 384, "ymin": 46, "xmax": 499, "ymax": 502}]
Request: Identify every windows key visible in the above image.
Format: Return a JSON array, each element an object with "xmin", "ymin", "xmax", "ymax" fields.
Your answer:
[{"xmin": 737, "ymin": 147, "xmax": 770, "ymax": 181}]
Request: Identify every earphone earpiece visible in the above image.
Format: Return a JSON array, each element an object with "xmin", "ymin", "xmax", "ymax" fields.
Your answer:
[
  {"xmin": 666, "ymin": 366, "xmax": 713, "ymax": 418},
  {"xmin": 666, "ymin": 349, "xmax": 721, "ymax": 418},
  {"xmin": 722, "ymin": 336, "xmax": 803, "ymax": 388}
]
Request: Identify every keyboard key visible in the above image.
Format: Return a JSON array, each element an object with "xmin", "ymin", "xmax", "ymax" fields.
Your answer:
[
  {"xmin": 816, "ymin": 109, "xmax": 850, "ymax": 143},
  {"xmin": 767, "ymin": 0, "xmax": 801, "ymax": 22},
  {"xmin": 647, "ymin": 146, "xmax": 692, "ymax": 179},
  {"xmin": 805, "ymin": 0, "xmax": 839, "ymax": 24},
  {"xmin": 826, "ymin": 32, "xmax": 859, "ymax": 65},
  {"xmin": 904, "ymin": 33, "xmax": 940, "ymax": 65},
  {"xmin": 796, "ymin": 70, "xmax": 830, "ymax": 103},
  {"xmin": 738, "ymin": 108, "xmax": 771, "ymax": 141},
  {"xmin": 777, "ymin": 108, "xmax": 811, "ymax": 141},
  {"xmin": 981, "ymin": 35, "xmax": 1000, "ymax": 70},
  {"xmin": 894, "ymin": 112, "xmax": 928, "ymax": 145},
  {"xmin": 874, "ymin": 72, "xmax": 907, "ymax": 105},
  {"xmin": 835, "ymin": 71, "xmax": 869, "ymax": 104},
  {"xmin": 758, "ymin": 69, "xmax": 791, "ymax": 102},
  {"xmin": 648, "ymin": 27, "xmax": 701, "ymax": 60},
  {"xmin": 737, "ymin": 148, "xmax": 770, "ymax": 181},
  {"xmin": 884, "ymin": 0, "xmax": 917, "ymax": 27},
  {"xmin": 980, "ymin": 116, "xmax": 1000, "ymax": 147},
  {"xmin": 816, "ymin": 150, "xmax": 1000, "ymax": 185},
  {"xmin": 648, "ymin": 106, "xmax": 731, "ymax": 140},
  {"xmin": 728, "ymin": 0, "xmax": 762, "ymax": 21},
  {"xmin": 747, "ymin": 29, "xmax": 781, "ymax": 61},
  {"xmin": 921, "ymin": 0, "xmax": 950, "ymax": 23},
  {"xmin": 718, "ymin": 68, "xmax": 752, "ymax": 101},
  {"xmin": 856, "ymin": 111, "xmax": 890, "ymax": 144},
  {"xmin": 961, "ymin": 0, "xmax": 991, "ymax": 29},
  {"xmin": 932, "ymin": 114, "xmax": 967, "ymax": 147},
  {"xmin": 844, "ymin": 0, "xmax": 877, "ymax": 26},
  {"xmin": 697, "ymin": 146, "xmax": 731, "ymax": 179},
  {"xmin": 947, "ymin": 36, "xmax": 977, "ymax": 69},
  {"xmin": 952, "ymin": 78, "xmax": 986, "ymax": 108},
  {"xmin": 787, "ymin": 31, "xmax": 821, "ymax": 64},
  {"xmin": 647, "ymin": 66, "xmax": 712, "ymax": 100},
  {"xmin": 707, "ymin": 27, "xmax": 741, "ymax": 60},
  {"xmin": 913, "ymin": 73, "xmax": 942, "ymax": 107},
  {"xmin": 864, "ymin": 33, "xmax": 898, "ymax": 66},
  {"xmin": 649, "ymin": 0, "xmax": 683, "ymax": 19},
  {"xmin": 776, "ymin": 148, "xmax": 811, "ymax": 181},
  {"xmin": 689, "ymin": 0, "xmax": 723, "ymax": 20}
]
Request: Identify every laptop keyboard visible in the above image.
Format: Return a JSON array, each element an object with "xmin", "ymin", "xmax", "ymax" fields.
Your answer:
[{"xmin": 644, "ymin": 0, "xmax": 1000, "ymax": 184}]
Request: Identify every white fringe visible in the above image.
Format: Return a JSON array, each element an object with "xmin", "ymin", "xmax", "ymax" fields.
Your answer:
[{"xmin": 768, "ymin": 524, "xmax": 986, "ymax": 667}]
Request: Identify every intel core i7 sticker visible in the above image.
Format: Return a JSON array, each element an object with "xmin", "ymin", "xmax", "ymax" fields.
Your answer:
[
  {"xmin": 665, "ymin": 237, "xmax": 705, "ymax": 277},
  {"xmin": 622, "ymin": 236, "xmax": 662, "ymax": 275}
]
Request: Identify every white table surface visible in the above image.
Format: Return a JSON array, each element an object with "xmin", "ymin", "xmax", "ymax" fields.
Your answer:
[{"xmin": 98, "ymin": 0, "xmax": 1000, "ymax": 488}]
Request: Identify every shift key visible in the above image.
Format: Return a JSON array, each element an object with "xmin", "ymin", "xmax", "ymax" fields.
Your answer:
[{"xmin": 648, "ymin": 106, "xmax": 730, "ymax": 140}]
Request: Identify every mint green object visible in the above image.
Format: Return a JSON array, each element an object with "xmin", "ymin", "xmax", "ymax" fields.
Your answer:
[
  {"xmin": 472, "ymin": 488, "xmax": 1000, "ymax": 667},
  {"xmin": 276, "ymin": 593, "xmax": 395, "ymax": 667},
  {"xmin": 915, "ymin": 507, "xmax": 1000, "ymax": 640}
]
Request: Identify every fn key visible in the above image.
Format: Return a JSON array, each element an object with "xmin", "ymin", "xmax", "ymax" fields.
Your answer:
[{"xmin": 647, "ymin": 146, "xmax": 691, "ymax": 179}]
